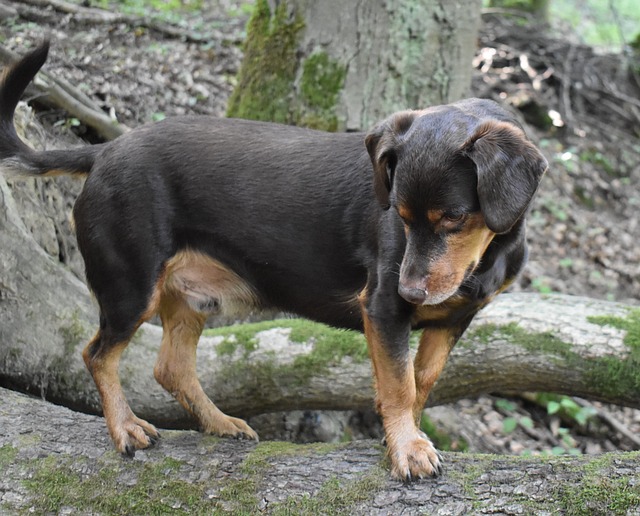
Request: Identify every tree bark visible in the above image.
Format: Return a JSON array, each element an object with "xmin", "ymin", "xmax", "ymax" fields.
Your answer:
[
  {"xmin": 226, "ymin": 0, "xmax": 481, "ymax": 131},
  {"xmin": 1, "ymin": 387, "xmax": 638, "ymax": 515}
]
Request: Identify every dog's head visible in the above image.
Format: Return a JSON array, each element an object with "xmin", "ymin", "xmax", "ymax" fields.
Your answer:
[{"xmin": 365, "ymin": 98, "xmax": 547, "ymax": 306}]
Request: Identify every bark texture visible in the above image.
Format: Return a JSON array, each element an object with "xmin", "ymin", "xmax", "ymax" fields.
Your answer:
[
  {"xmin": 227, "ymin": 0, "xmax": 481, "ymax": 131},
  {"xmin": 1, "ymin": 387, "xmax": 638, "ymax": 515}
]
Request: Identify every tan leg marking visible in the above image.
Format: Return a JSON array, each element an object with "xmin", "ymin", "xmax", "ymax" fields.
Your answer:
[
  {"xmin": 82, "ymin": 332, "xmax": 159, "ymax": 456},
  {"xmin": 154, "ymin": 289, "xmax": 258, "ymax": 440},
  {"xmin": 361, "ymin": 305, "xmax": 442, "ymax": 480},
  {"xmin": 412, "ymin": 327, "xmax": 455, "ymax": 423}
]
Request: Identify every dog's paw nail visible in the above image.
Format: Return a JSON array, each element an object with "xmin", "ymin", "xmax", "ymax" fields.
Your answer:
[{"xmin": 122, "ymin": 445, "xmax": 135, "ymax": 458}]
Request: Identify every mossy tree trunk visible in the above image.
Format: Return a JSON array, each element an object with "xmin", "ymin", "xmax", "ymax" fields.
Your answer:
[{"xmin": 226, "ymin": 0, "xmax": 482, "ymax": 132}]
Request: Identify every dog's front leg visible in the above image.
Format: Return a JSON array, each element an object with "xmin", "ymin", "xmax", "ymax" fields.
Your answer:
[
  {"xmin": 360, "ymin": 293, "xmax": 442, "ymax": 481},
  {"xmin": 412, "ymin": 327, "xmax": 457, "ymax": 422}
]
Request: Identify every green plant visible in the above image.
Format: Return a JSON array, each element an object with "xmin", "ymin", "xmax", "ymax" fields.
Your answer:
[
  {"xmin": 494, "ymin": 398, "xmax": 534, "ymax": 434},
  {"xmin": 493, "ymin": 396, "xmax": 585, "ymax": 456},
  {"xmin": 536, "ymin": 393, "xmax": 597, "ymax": 426},
  {"xmin": 579, "ymin": 149, "xmax": 616, "ymax": 176},
  {"xmin": 530, "ymin": 276, "xmax": 554, "ymax": 294}
]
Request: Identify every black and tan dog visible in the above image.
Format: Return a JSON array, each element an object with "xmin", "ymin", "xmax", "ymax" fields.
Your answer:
[{"xmin": 0, "ymin": 43, "xmax": 547, "ymax": 480}]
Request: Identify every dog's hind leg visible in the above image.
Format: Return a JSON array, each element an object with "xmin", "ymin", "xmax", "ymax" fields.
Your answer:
[
  {"xmin": 83, "ymin": 326, "xmax": 160, "ymax": 456},
  {"xmin": 153, "ymin": 289, "xmax": 258, "ymax": 440}
]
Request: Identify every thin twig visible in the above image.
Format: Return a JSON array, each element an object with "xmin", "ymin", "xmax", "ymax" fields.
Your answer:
[
  {"xmin": 0, "ymin": 42, "xmax": 129, "ymax": 140},
  {"xmin": 574, "ymin": 398, "xmax": 640, "ymax": 450}
]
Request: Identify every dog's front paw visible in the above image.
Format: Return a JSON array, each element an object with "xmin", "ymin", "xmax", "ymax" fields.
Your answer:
[{"xmin": 388, "ymin": 431, "xmax": 443, "ymax": 481}]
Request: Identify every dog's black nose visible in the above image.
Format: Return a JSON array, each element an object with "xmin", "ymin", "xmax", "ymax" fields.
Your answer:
[{"xmin": 398, "ymin": 284, "xmax": 428, "ymax": 305}]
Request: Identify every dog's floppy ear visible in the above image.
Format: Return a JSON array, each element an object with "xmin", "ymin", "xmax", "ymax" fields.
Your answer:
[
  {"xmin": 365, "ymin": 111, "xmax": 417, "ymax": 209},
  {"xmin": 463, "ymin": 120, "xmax": 548, "ymax": 234}
]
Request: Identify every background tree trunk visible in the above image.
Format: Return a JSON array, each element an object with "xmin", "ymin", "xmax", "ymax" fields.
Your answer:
[
  {"xmin": 1, "ymin": 386, "xmax": 638, "ymax": 514},
  {"xmin": 226, "ymin": 0, "xmax": 481, "ymax": 131}
]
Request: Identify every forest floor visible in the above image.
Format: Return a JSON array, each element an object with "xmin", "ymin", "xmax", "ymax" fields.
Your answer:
[{"xmin": 1, "ymin": 0, "xmax": 639, "ymax": 460}]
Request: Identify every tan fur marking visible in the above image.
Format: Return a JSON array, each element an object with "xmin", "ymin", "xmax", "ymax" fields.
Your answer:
[
  {"xmin": 153, "ymin": 289, "xmax": 258, "ymax": 439},
  {"xmin": 82, "ymin": 332, "xmax": 158, "ymax": 453},
  {"xmin": 141, "ymin": 249, "xmax": 258, "ymax": 323},
  {"xmin": 412, "ymin": 328, "xmax": 456, "ymax": 422},
  {"xmin": 426, "ymin": 213, "xmax": 495, "ymax": 297},
  {"xmin": 397, "ymin": 205, "xmax": 414, "ymax": 223},
  {"xmin": 426, "ymin": 210, "xmax": 444, "ymax": 224},
  {"xmin": 411, "ymin": 294, "xmax": 468, "ymax": 325},
  {"xmin": 359, "ymin": 294, "xmax": 442, "ymax": 479},
  {"xmin": 115, "ymin": 249, "xmax": 259, "ymax": 442}
]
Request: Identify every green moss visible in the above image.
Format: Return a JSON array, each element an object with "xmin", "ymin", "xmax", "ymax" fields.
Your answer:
[
  {"xmin": 290, "ymin": 322, "xmax": 368, "ymax": 375},
  {"xmin": 464, "ymin": 315, "xmax": 640, "ymax": 402},
  {"xmin": 464, "ymin": 322, "xmax": 573, "ymax": 358},
  {"xmin": 237, "ymin": 442, "xmax": 386, "ymax": 514},
  {"xmin": 298, "ymin": 51, "xmax": 346, "ymax": 131},
  {"xmin": 585, "ymin": 310, "xmax": 640, "ymax": 400},
  {"xmin": 445, "ymin": 460, "xmax": 486, "ymax": 508},
  {"xmin": 206, "ymin": 318, "xmax": 368, "ymax": 386},
  {"xmin": 555, "ymin": 452, "xmax": 640, "ymax": 515},
  {"xmin": 58, "ymin": 310, "xmax": 90, "ymax": 354},
  {"xmin": 588, "ymin": 310, "xmax": 640, "ymax": 348},
  {"xmin": 226, "ymin": 0, "xmax": 305, "ymax": 124},
  {"xmin": 226, "ymin": 1, "xmax": 346, "ymax": 131},
  {"xmin": 272, "ymin": 467, "xmax": 386, "ymax": 514},
  {"xmin": 462, "ymin": 323, "xmax": 501, "ymax": 347},
  {"xmin": 242, "ymin": 441, "xmax": 345, "ymax": 475},
  {"xmin": 0, "ymin": 444, "xmax": 17, "ymax": 471},
  {"xmin": 21, "ymin": 454, "xmax": 215, "ymax": 514},
  {"xmin": 218, "ymin": 440, "xmax": 350, "ymax": 513}
]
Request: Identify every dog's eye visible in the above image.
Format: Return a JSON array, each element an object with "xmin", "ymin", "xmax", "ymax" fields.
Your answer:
[
  {"xmin": 439, "ymin": 212, "xmax": 468, "ymax": 232},
  {"xmin": 443, "ymin": 212, "xmax": 466, "ymax": 223}
]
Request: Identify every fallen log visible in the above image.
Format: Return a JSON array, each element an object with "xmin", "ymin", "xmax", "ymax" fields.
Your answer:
[{"xmin": 0, "ymin": 387, "xmax": 638, "ymax": 514}]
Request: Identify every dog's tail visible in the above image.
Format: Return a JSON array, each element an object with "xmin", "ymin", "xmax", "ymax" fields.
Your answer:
[{"xmin": 0, "ymin": 41, "xmax": 100, "ymax": 178}]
